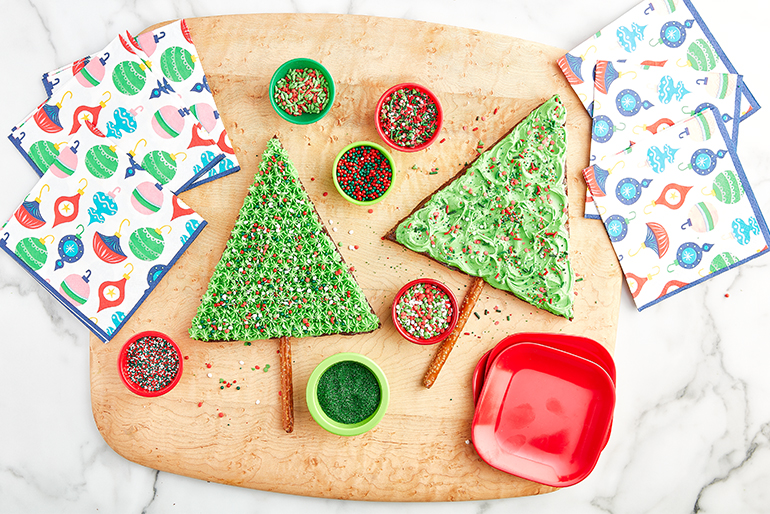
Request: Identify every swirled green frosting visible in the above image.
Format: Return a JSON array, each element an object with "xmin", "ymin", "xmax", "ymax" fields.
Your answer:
[
  {"xmin": 189, "ymin": 137, "xmax": 381, "ymax": 341},
  {"xmin": 395, "ymin": 95, "xmax": 574, "ymax": 319}
]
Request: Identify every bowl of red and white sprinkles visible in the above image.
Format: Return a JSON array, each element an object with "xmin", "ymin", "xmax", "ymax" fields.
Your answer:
[
  {"xmin": 333, "ymin": 141, "xmax": 396, "ymax": 205},
  {"xmin": 392, "ymin": 278, "xmax": 459, "ymax": 345},
  {"xmin": 118, "ymin": 331, "xmax": 183, "ymax": 397},
  {"xmin": 375, "ymin": 82, "xmax": 443, "ymax": 152}
]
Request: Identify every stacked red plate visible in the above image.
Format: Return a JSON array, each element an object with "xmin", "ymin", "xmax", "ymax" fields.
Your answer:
[{"xmin": 471, "ymin": 333, "xmax": 616, "ymax": 487}]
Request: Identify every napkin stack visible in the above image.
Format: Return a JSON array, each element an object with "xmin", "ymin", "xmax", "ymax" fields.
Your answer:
[
  {"xmin": 558, "ymin": 0, "xmax": 769, "ymax": 310},
  {"xmin": 2, "ymin": 20, "xmax": 239, "ymax": 341}
]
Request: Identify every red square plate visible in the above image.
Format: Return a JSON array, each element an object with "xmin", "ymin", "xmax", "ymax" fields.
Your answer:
[{"xmin": 471, "ymin": 342, "xmax": 615, "ymax": 487}]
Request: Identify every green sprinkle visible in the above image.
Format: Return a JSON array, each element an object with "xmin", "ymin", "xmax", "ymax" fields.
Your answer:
[{"xmin": 474, "ymin": 312, "xmax": 480, "ymax": 319}]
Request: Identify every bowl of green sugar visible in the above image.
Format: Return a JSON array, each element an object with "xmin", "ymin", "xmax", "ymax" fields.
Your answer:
[{"xmin": 306, "ymin": 352, "xmax": 390, "ymax": 436}]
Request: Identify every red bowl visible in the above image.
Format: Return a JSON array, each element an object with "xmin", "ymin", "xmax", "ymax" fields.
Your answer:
[
  {"xmin": 118, "ymin": 331, "xmax": 183, "ymax": 397},
  {"xmin": 375, "ymin": 83, "xmax": 443, "ymax": 152},
  {"xmin": 392, "ymin": 278, "xmax": 458, "ymax": 345}
]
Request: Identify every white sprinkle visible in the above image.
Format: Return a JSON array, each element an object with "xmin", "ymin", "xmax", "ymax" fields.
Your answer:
[
  {"xmin": 332, "ymin": 227, "xmax": 338, "ymax": 232},
  {"xmin": 348, "ymin": 230, "xmax": 354, "ymax": 235},
  {"xmin": 328, "ymin": 219, "xmax": 334, "ymax": 225},
  {"xmin": 207, "ymin": 373, "xmax": 213, "ymax": 378},
  {"xmin": 255, "ymin": 400, "xmax": 261, "ymax": 405},
  {"xmin": 239, "ymin": 360, "xmax": 244, "ymax": 365},
  {"xmin": 348, "ymin": 245, "xmax": 355, "ymax": 250},
  {"xmin": 465, "ymin": 440, "xmax": 470, "ymax": 445}
]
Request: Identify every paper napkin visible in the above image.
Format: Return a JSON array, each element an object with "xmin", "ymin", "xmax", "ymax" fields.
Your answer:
[
  {"xmin": 584, "ymin": 108, "xmax": 769, "ymax": 311},
  {"xmin": 584, "ymin": 62, "xmax": 743, "ymax": 219},
  {"xmin": 558, "ymin": 0, "xmax": 760, "ymax": 122},
  {"xmin": 42, "ymin": 20, "xmax": 240, "ymax": 188},
  {"xmin": 0, "ymin": 130, "xmax": 206, "ymax": 342},
  {"xmin": 9, "ymin": 33, "xmax": 225, "ymax": 195}
]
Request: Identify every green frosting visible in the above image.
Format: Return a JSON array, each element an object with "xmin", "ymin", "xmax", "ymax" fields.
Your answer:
[
  {"xmin": 189, "ymin": 137, "xmax": 381, "ymax": 341},
  {"xmin": 395, "ymin": 95, "xmax": 574, "ymax": 319}
]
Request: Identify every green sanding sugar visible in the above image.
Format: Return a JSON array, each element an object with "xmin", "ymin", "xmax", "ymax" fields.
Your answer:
[{"xmin": 317, "ymin": 361, "xmax": 380, "ymax": 424}]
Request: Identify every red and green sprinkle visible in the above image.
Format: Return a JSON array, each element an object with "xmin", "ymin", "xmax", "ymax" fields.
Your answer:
[
  {"xmin": 274, "ymin": 68, "xmax": 329, "ymax": 116},
  {"xmin": 378, "ymin": 87, "xmax": 439, "ymax": 148},
  {"xmin": 123, "ymin": 335, "xmax": 180, "ymax": 392},
  {"xmin": 395, "ymin": 282, "xmax": 453, "ymax": 340},
  {"xmin": 336, "ymin": 145, "xmax": 392, "ymax": 201}
]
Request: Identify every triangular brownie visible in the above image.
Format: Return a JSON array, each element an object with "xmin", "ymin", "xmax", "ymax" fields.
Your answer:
[
  {"xmin": 384, "ymin": 95, "xmax": 574, "ymax": 319},
  {"xmin": 190, "ymin": 137, "xmax": 381, "ymax": 341}
]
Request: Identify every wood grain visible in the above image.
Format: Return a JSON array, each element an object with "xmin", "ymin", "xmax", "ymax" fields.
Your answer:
[{"xmin": 89, "ymin": 13, "xmax": 622, "ymax": 501}]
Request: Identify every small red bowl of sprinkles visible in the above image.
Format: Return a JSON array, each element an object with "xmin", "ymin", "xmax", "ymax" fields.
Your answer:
[
  {"xmin": 333, "ymin": 141, "xmax": 396, "ymax": 205},
  {"xmin": 375, "ymin": 83, "xmax": 443, "ymax": 152},
  {"xmin": 118, "ymin": 331, "xmax": 183, "ymax": 397},
  {"xmin": 392, "ymin": 278, "xmax": 459, "ymax": 345}
]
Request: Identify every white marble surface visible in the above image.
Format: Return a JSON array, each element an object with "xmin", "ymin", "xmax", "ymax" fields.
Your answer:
[{"xmin": 1, "ymin": 0, "xmax": 769, "ymax": 512}]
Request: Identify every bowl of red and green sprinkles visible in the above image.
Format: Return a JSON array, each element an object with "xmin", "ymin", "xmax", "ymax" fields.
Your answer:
[
  {"xmin": 392, "ymin": 278, "xmax": 459, "ymax": 345},
  {"xmin": 118, "ymin": 331, "xmax": 183, "ymax": 397},
  {"xmin": 269, "ymin": 58, "xmax": 335, "ymax": 124},
  {"xmin": 375, "ymin": 82, "xmax": 443, "ymax": 152},
  {"xmin": 306, "ymin": 352, "xmax": 390, "ymax": 436},
  {"xmin": 332, "ymin": 141, "xmax": 396, "ymax": 205}
]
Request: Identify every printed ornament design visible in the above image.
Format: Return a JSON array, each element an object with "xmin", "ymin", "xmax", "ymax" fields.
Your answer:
[
  {"xmin": 159, "ymin": 46, "xmax": 197, "ymax": 82},
  {"xmin": 128, "ymin": 226, "xmax": 169, "ymax": 261},
  {"xmin": 52, "ymin": 178, "xmax": 88, "ymax": 227},
  {"xmin": 14, "ymin": 234, "xmax": 54, "ymax": 271},
  {"xmin": 88, "ymin": 187, "xmax": 120, "ymax": 225},
  {"xmin": 14, "ymin": 184, "xmax": 50, "ymax": 229},
  {"xmin": 12, "ymin": 33, "xmax": 224, "ymax": 195},
  {"xmin": 584, "ymin": 61, "xmax": 742, "ymax": 219},
  {"xmin": 60, "ymin": 270, "xmax": 92, "ymax": 306},
  {"xmin": 41, "ymin": 20, "xmax": 239, "ymax": 192},
  {"xmin": 85, "ymin": 144, "xmax": 119, "ymax": 179},
  {"xmin": 112, "ymin": 60, "xmax": 148, "ymax": 96},
  {"xmin": 93, "ymin": 219, "xmax": 131, "ymax": 264},
  {"xmin": 584, "ymin": 108, "xmax": 769, "ymax": 311},
  {"xmin": 0, "ymin": 130, "xmax": 206, "ymax": 342},
  {"xmin": 558, "ymin": 0, "xmax": 760, "ymax": 122},
  {"xmin": 50, "ymin": 140, "xmax": 80, "ymax": 178},
  {"xmin": 55, "ymin": 224, "xmax": 86, "ymax": 270}
]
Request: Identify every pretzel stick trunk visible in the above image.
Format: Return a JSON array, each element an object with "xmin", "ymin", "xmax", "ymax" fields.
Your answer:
[
  {"xmin": 423, "ymin": 276, "xmax": 485, "ymax": 389},
  {"xmin": 279, "ymin": 336, "xmax": 294, "ymax": 433}
]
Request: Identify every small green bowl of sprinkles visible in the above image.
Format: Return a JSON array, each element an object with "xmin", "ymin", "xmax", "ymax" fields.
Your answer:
[
  {"xmin": 306, "ymin": 353, "xmax": 390, "ymax": 437},
  {"xmin": 269, "ymin": 58, "xmax": 335, "ymax": 125},
  {"xmin": 118, "ymin": 331, "xmax": 183, "ymax": 397},
  {"xmin": 375, "ymin": 82, "xmax": 443, "ymax": 152},
  {"xmin": 392, "ymin": 278, "xmax": 459, "ymax": 345},
  {"xmin": 333, "ymin": 141, "xmax": 396, "ymax": 205}
]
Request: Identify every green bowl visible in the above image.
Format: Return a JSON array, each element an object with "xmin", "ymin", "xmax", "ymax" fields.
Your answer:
[
  {"xmin": 332, "ymin": 141, "xmax": 396, "ymax": 206},
  {"xmin": 268, "ymin": 58, "xmax": 335, "ymax": 125},
  {"xmin": 306, "ymin": 352, "xmax": 390, "ymax": 437}
]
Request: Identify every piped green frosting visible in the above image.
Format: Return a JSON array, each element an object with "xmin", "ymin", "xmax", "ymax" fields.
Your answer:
[
  {"xmin": 394, "ymin": 95, "xmax": 574, "ymax": 319},
  {"xmin": 189, "ymin": 137, "xmax": 381, "ymax": 341}
]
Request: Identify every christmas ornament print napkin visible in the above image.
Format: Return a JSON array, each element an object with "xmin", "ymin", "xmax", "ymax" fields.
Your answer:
[
  {"xmin": 558, "ymin": 0, "xmax": 760, "ymax": 122},
  {"xmin": 9, "ymin": 32, "xmax": 224, "ymax": 195},
  {"xmin": 0, "ymin": 130, "xmax": 206, "ymax": 342},
  {"xmin": 584, "ymin": 61, "xmax": 743, "ymax": 218},
  {"xmin": 583, "ymin": 108, "xmax": 769, "ymax": 311},
  {"xmin": 41, "ymin": 20, "xmax": 240, "ymax": 189}
]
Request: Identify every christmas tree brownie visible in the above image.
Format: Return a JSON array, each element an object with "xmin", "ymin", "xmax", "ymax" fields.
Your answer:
[
  {"xmin": 384, "ymin": 95, "xmax": 574, "ymax": 319},
  {"xmin": 189, "ymin": 137, "xmax": 381, "ymax": 341},
  {"xmin": 189, "ymin": 137, "xmax": 380, "ymax": 432}
]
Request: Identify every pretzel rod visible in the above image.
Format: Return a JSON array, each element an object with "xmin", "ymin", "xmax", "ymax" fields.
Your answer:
[
  {"xmin": 279, "ymin": 336, "xmax": 294, "ymax": 433},
  {"xmin": 423, "ymin": 276, "xmax": 485, "ymax": 388}
]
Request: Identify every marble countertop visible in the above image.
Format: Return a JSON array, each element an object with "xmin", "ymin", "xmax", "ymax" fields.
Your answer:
[{"xmin": 1, "ymin": 0, "xmax": 769, "ymax": 512}]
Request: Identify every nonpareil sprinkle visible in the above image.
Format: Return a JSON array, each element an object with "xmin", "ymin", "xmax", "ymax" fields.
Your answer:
[
  {"xmin": 378, "ymin": 87, "xmax": 439, "ymax": 148},
  {"xmin": 123, "ymin": 335, "xmax": 180, "ymax": 392},
  {"xmin": 394, "ymin": 282, "xmax": 453, "ymax": 340},
  {"xmin": 336, "ymin": 145, "xmax": 392, "ymax": 202},
  {"xmin": 317, "ymin": 361, "xmax": 380, "ymax": 424},
  {"xmin": 274, "ymin": 67, "xmax": 330, "ymax": 117}
]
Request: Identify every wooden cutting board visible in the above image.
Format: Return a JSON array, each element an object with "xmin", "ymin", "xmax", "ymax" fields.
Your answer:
[{"xmin": 89, "ymin": 13, "xmax": 622, "ymax": 501}]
